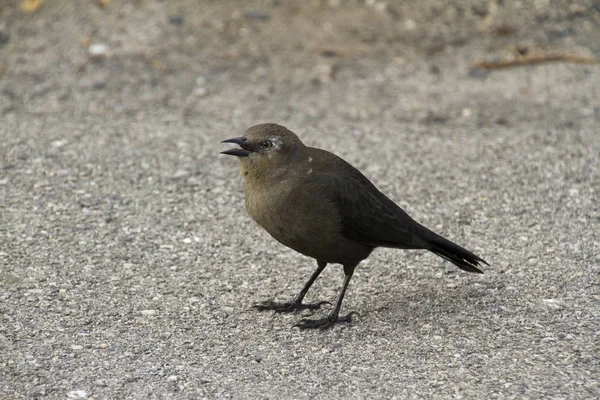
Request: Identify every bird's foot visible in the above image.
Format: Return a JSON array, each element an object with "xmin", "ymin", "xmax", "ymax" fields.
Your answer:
[
  {"xmin": 294, "ymin": 312, "xmax": 357, "ymax": 330},
  {"xmin": 252, "ymin": 299, "xmax": 330, "ymax": 313}
]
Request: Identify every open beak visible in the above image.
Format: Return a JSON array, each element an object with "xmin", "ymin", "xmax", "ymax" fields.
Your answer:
[{"xmin": 221, "ymin": 137, "xmax": 253, "ymax": 157}]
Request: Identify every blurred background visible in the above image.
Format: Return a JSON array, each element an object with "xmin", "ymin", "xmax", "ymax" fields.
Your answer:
[
  {"xmin": 1, "ymin": 1, "xmax": 599, "ymax": 399},
  {"xmin": 1, "ymin": 0, "xmax": 598, "ymax": 126}
]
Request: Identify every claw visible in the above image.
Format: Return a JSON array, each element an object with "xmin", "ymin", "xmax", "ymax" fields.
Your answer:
[
  {"xmin": 252, "ymin": 299, "xmax": 330, "ymax": 313},
  {"xmin": 294, "ymin": 312, "xmax": 356, "ymax": 330}
]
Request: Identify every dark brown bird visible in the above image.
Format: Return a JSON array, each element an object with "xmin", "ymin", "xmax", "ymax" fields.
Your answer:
[{"xmin": 221, "ymin": 123, "xmax": 487, "ymax": 329}]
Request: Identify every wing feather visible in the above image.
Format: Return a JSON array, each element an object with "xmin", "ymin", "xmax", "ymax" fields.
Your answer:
[{"xmin": 305, "ymin": 171, "xmax": 426, "ymax": 249}]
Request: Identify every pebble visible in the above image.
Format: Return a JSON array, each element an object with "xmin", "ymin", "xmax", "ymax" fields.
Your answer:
[
  {"xmin": 88, "ymin": 44, "xmax": 108, "ymax": 58},
  {"xmin": 172, "ymin": 169, "xmax": 189, "ymax": 178},
  {"xmin": 468, "ymin": 68, "xmax": 489, "ymax": 79},
  {"xmin": 67, "ymin": 390, "xmax": 88, "ymax": 398},
  {"xmin": 246, "ymin": 10, "xmax": 270, "ymax": 20},
  {"xmin": 193, "ymin": 86, "xmax": 208, "ymax": 97},
  {"xmin": 404, "ymin": 19, "xmax": 417, "ymax": 30},
  {"xmin": 0, "ymin": 31, "xmax": 9, "ymax": 48},
  {"xmin": 374, "ymin": 2, "xmax": 388, "ymax": 12},
  {"xmin": 141, "ymin": 309, "xmax": 157, "ymax": 316},
  {"xmin": 187, "ymin": 176, "xmax": 203, "ymax": 186},
  {"xmin": 313, "ymin": 64, "xmax": 336, "ymax": 83},
  {"xmin": 169, "ymin": 16, "xmax": 184, "ymax": 26}
]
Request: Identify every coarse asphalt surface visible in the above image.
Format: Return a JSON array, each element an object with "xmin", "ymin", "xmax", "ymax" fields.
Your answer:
[{"xmin": 1, "ymin": 1, "xmax": 599, "ymax": 399}]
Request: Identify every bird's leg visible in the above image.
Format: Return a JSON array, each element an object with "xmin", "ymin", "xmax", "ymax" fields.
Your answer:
[
  {"xmin": 295, "ymin": 264, "xmax": 357, "ymax": 330},
  {"xmin": 253, "ymin": 261, "xmax": 330, "ymax": 313}
]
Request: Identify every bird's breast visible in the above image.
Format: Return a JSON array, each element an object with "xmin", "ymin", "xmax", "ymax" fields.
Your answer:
[
  {"xmin": 244, "ymin": 182, "xmax": 296, "ymax": 231},
  {"xmin": 247, "ymin": 181, "xmax": 328, "ymax": 236},
  {"xmin": 243, "ymin": 180, "xmax": 372, "ymax": 264}
]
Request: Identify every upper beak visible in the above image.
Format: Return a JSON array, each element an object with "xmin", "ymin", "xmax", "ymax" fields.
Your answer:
[{"xmin": 220, "ymin": 137, "xmax": 252, "ymax": 157}]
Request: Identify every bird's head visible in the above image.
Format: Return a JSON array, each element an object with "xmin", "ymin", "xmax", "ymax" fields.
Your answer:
[{"xmin": 221, "ymin": 123, "xmax": 306, "ymax": 181}]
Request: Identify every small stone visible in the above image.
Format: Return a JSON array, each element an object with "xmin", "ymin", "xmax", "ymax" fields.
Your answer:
[
  {"xmin": 374, "ymin": 2, "xmax": 387, "ymax": 12},
  {"xmin": 182, "ymin": 238, "xmax": 192, "ymax": 244},
  {"xmin": 193, "ymin": 87, "xmax": 208, "ymax": 97},
  {"xmin": 246, "ymin": 10, "xmax": 270, "ymax": 20},
  {"xmin": 88, "ymin": 44, "xmax": 108, "ymax": 58},
  {"xmin": 187, "ymin": 176, "xmax": 203, "ymax": 186},
  {"xmin": 21, "ymin": 0, "xmax": 43, "ymax": 13},
  {"xmin": 71, "ymin": 345, "xmax": 83, "ymax": 350},
  {"xmin": 141, "ymin": 309, "xmax": 157, "ymax": 316},
  {"xmin": 319, "ymin": 49, "xmax": 338, "ymax": 58},
  {"xmin": 313, "ymin": 64, "xmax": 336, "ymax": 83},
  {"xmin": 569, "ymin": 3, "xmax": 587, "ymax": 15},
  {"xmin": 167, "ymin": 375, "xmax": 178, "ymax": 381},
  {"xmin": 0, "ymin": 32, "xmax": 9, "ymax": 49},
  {"xmin": 169, "ymin": 16, "xmax": 184, "ymax": 26},
  {"xmin": 51, "ymin": 139, "xmax": 68, "ymax": 148},
  {"xmin": 468, "ymin": 68, "xmax": 489, "ymax": 79},
  {"xmin": 67, "ymin": 390, "xmax": 88, "ymax": 398},
  {"xmin": 98, "ymin": 343, "xmax": 108, "ymax": 349},
  {"xmin": 172, "ymin": 169, "xmax": 189, "ymax": 178},
  {"xmin": 404, "ymin": 19, "xmax": 416, "ymax": 30}
]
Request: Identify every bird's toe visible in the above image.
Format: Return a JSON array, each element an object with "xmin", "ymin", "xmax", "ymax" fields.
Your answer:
[
  {"xmin": 252, "ymin": 299, "xmax": 330, "ymax": 313},
  {"xmin": 294, "ymin": 312, "xmax": 355, "ymax": 330}
]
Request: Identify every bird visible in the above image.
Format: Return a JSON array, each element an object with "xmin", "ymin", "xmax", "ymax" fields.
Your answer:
[{"xmin": 221, "ymin": 123, "xmax": 487, "ymax": 329}]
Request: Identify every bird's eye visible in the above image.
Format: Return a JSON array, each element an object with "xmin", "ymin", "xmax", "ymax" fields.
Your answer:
[{"xmin": 260, "ymin": 140, "xmax": 273, "ymax": 149}]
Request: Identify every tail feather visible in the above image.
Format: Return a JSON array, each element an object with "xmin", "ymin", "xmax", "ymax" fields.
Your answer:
[{"xmin": 420, "ymin": 227, "xmax": 487, "ymax": 273}]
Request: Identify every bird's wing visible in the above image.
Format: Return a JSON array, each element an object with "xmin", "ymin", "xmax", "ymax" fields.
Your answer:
[{"xmin": 304, "ymin": 171, "xmax": 427, "ymax": 249}]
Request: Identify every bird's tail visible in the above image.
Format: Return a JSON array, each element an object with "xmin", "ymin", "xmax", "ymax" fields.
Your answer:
[{"xmin": 419, "ymin": 227, "xmax": 487, "ymax": 273}]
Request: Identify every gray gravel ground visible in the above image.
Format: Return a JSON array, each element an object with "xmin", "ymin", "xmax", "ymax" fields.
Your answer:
[{"xmin": 1, "ymin": 1, "xmax": 599, "ymax": 399}]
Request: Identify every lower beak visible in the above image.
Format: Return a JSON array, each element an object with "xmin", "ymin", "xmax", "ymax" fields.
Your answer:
[{"xmin": 221, "ymin": 137, "xmax": 252, "ymax": 157}]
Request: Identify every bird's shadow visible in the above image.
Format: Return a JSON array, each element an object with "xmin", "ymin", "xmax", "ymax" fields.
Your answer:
[{"xmin": 359, "ymin": 279, "xmax": 496, "ymax": 327}]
